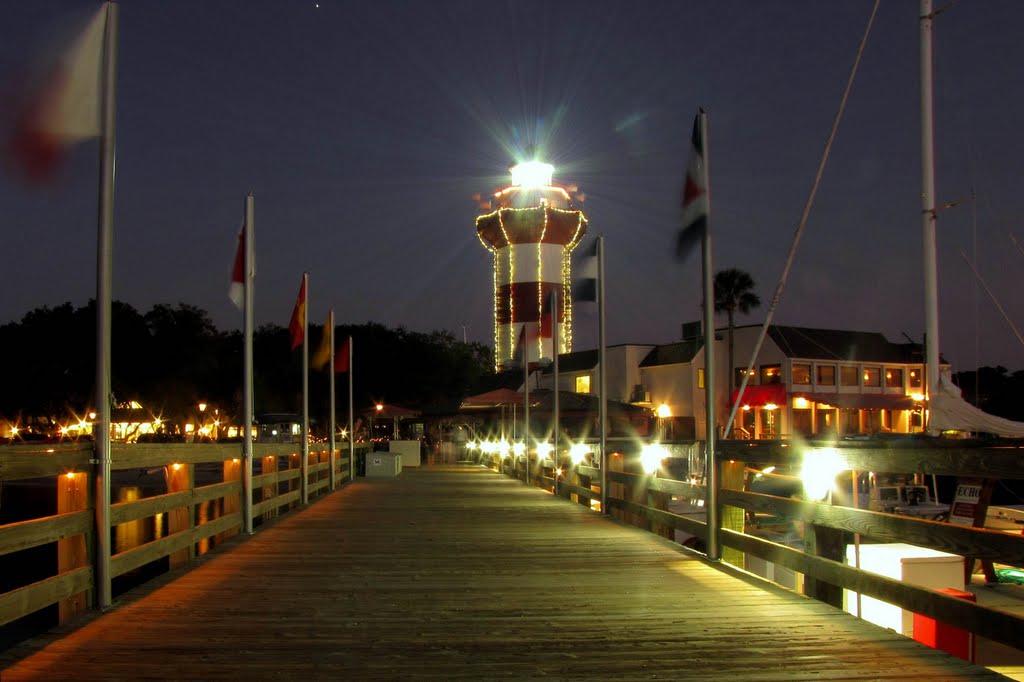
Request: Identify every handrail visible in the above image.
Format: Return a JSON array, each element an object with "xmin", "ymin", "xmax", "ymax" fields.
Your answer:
[
  {"xmin": 0, "ymin": 441, "xmax": 370, "ymax": 632},
  {"xmin": 480, "ymin": 439, "xmax": 1024, "ymax": 657}
]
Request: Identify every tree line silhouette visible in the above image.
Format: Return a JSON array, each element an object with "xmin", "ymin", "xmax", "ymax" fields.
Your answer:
[{"xmin": 0, "ymin": 301, "xmax": 492, "ymax": 435}]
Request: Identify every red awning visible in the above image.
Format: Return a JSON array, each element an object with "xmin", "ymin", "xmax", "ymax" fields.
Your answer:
[
  {"xmin": 731, "ymin": 383, "xmax": 786, "ymax": 407},
  {"xmin": 793, "ymin": 392, "xmax": 916, "ymax": 410}
]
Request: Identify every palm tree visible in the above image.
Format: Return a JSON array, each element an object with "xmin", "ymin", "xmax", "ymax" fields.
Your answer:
[{"xmin": 713, "ymin": 268, "xmax": 761, "ymax": 410}]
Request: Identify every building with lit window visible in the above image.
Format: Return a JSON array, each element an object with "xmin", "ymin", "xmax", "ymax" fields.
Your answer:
[
  {"xmin": 534, "ymin": 324, "xmax": 934, "ymax": 441},
  {"xmin": 476, "ymin": 161, "xmax": 587, "ymax": 371}
]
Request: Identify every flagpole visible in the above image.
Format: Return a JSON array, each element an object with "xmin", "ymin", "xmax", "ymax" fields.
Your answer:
[
  {"xmin": 94, "ymin": 1, "xmax": 118, "ymax": 610},
  {"xmin": 328, "ymin": 309, "xmax": 336, "ymax": 490},
  {"xmin": 597, "ymin": 235, "xmax": 608, "ymax": 515},
  {"xmin": 301, "ymin": 272, "xmax": 309, "ymax": 505},
  {"xmin": 552, "ymin": 292, "xmax": 560, "ymax": 492},
  {"xmin": 243, "ymin": 193, "xmax": 255, "ymax": 535},
  {"xmin": 523, "ymin": 325, "xmax": 530, "ymax": 485},
  {"xmin": 348, "ymin": 335, "xmax": 354, "ymax": 483},
  {"xmin": 921, "ymin": 0, "xmax": 940, "ymax": 432},
  {"xmin": 698, "ymin": 111, "xmax": 720, "ymax": 561}
]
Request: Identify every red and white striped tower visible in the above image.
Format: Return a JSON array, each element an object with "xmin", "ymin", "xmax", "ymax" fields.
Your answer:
[{"xmin": 476, "ymin": 161, "xmax": 587, "ymax": 371}]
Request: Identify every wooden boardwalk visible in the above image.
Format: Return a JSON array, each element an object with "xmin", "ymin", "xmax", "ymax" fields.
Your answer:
[{"xmin": 1, "ymin": 465, "xmax": 1008, "ymax": 680}]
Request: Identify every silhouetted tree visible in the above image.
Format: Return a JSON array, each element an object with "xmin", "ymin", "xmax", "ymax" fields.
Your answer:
[{"xmin": 713, "ymin": 268, "xmax": 761, "ymax": 405}]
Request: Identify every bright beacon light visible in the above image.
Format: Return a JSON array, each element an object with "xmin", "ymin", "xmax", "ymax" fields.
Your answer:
[{"xmin": 510, "ymin": 161, "xmax": 553, "ymax": 188}]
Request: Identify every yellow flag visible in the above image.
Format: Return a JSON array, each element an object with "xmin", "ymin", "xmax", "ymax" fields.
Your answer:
[{"xmin": 311, "ymin": 311, "xmax": 332, "ymax": 370}]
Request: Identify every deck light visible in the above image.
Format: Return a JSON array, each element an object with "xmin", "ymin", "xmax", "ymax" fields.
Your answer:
[
  {"xmin": 801, "ymin": 447, "xmax": 843, "ymax": 501},
  {"xmin": 536, "ymin": 442, "xmax": 553, "ymax": 459},
  {"xmin": 512, "ymin": 442, "xmax": 526, "ymax": 457},
  {"xmin": 568, "ymin": 443, "xmax": 590, "ymax": 464},
  {"xmin": 640, "ymin": 443, "xmax": 670, "ymax": 474}
]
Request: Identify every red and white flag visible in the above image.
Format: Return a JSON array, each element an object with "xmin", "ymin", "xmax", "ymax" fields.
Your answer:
[
  {"xmin": 540, "ymin": 290, "xmax": 557, "ymax": 338},
  {"xmin": 676, "ymin": 109, "xmax": 708, "ymax": 261},
  {"xmin": 8, "ymin": 5, "xmax": 109, "ymax": 183}
]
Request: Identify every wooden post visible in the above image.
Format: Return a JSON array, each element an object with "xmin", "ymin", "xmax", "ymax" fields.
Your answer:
[
  {"xmin": 57, "ymin": 471, "xmax": 89, "ymax": 623},
  {"xmin": 114, "ymin": 486, "xmax": 142, "ymax": 554},
  {"xmin": 575, "ymin": 466, "xmax": 591, "ymax": 510},
  {"xmin": 289, "ymin": 452, "xmax": 301, "ymax": 509},
  {"xmin": 647, "ymin": 486, "xmax": 672, "ymax": 540},
  {"xmin": 720, "ymin": 460, "xmax": 746, "ymax": 568},
  {"xmin": 165, "ymin": 462, "xmax": 194, "ymax": 568},
  {"xmin": 262, "ymin": 455, "xmax": 278, "ymax": 521},
  {"xmin": 608, "ymin": 452, "xmax": 626, "ymax": 522},
  {"xmin": 804, "ymin": 522, "xmax": 845, "ymax": 608},
  {"xmin": 218, "ymin": 458, "xmax": 241, "ymax": 545}
]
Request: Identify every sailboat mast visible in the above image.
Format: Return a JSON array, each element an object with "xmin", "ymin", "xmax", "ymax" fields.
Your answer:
[{"xmin": 921, "ymin": 0, "xmax": 940, "ymax": 431}]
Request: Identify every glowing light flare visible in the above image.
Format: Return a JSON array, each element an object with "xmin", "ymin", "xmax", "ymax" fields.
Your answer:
[
  {"xmin": 512, "ymin": 442, "xmax": 526, "ymax": 457},
  {"xmin": 640, "ymin": 443, "xmax": 670, "ymax": 474},
  {"xmin": 568, "ymin": 443, "xmax": 590, "ymax": 464},
  {"xmin": 793, "ymin": 397, "xmax": 809, "ymax": 409},
  {"xmin": 172, "ymin": 463, "xmax": 182, "ymax": 471},
  {"xmin": 656, "ymin": 404, "xmax": 672, "ymax": 419},
  {"xmin": 910, "ymin": 393, "xmax": 925, "ymax": 402},
  {"xmin": 536, "ymin": 442, "xmax": 553, "ymax": 459},
  {"xmin": 510, "ymin": 160, "xmax": 554, "ymax": 188},
  {"xmin": 801, "ymin": 447, "xmax": 844, "ymax": 501},
  {"xmin": 65, "ymin": 471, "xmax": 76, "ymax": 479}
]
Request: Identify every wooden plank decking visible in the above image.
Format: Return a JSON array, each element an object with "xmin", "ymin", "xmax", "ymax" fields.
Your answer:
[{"xmin": 1, "ymin": 465, "xmax": 1008, "ymax": 680}]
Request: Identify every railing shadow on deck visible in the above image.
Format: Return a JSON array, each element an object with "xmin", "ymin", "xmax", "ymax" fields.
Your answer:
[
  {"xmin": 0, "ymin": 440, "xmax": 369, "ymax": 647},
  {"xmin": 479, "ymin": 436, "xmax": 1024, "ymax": 660}
]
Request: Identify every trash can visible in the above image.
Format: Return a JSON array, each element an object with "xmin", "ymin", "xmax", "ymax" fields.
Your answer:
[
  {"xmin": 365, "ymin": 452, "xmax": 402, "ymax": 477},
  {"xmin": 913, "ymin": 588, "xmax": 975, "ymax": 662}
]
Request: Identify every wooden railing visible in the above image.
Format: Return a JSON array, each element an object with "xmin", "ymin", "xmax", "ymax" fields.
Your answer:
[
  {"xmin": 0, "ymin": 440, "xmax": 368, "ymax": 633},
  {"xmin": 481, "ymin": 438, "xmax": 1024, "ymax": 655}
]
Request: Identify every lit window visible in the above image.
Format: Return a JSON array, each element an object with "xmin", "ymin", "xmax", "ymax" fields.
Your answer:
[
  {"xmin": 863, "ymin": 367, "xmax": 881, "ymax": 387},
  {"xmin": 575, "ymin": 375, "xmax": 591, "ymax": 394},
  {"xmin": 734, "ymin": 367, "xmax": 756, "ymax": 388},
  {"xmin": 816, "ymin": 365, "xmax": 836, "ymax": 386},
  {"xmin": 840, "ymin": 366, "xmax": 859, "ymax": 387},
  {"xmin": 760, "ymin": 364, "xmax": 781, "ymax": 385},
  {"xmin": 792, "ymin": 364, "xmax": 811, "ymax": 385},
  {"xmin": 697, "ymin": 368, "xmax": 705, "ymax": 389},
  {"xmin": 885, "ymin": 368, "xmax": 903, "ymax": 388},
  {"xmin": 909, "ymin": 369, "xmax": 922, "ymax": 388}
]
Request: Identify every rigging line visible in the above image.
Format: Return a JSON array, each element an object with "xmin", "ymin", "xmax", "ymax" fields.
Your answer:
[
  {"xmin": 724, "ymin": 0, "xmax": 881, "ymax": 436},
  {"xmin": 1010, "ymin": 234, "xmax": 1024, "ymax": 262},
  {"xmin": 776, "ymin": 326, "xmax": 845, "ymax": 361},
  {"xmin": 960, "ymin": 251, "xmax": 1024, "ymax": 352}
]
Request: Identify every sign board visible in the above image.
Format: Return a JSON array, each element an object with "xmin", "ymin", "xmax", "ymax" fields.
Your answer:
[
  {"xmin": 948, "ymin": 477, "xmax": 995, "ymax": 583},
  {"xmin": 948, "ymin": 480, "xmax": 984, "ymax": 527}
]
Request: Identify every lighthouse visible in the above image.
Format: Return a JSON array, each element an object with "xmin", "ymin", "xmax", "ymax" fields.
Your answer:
[{"xmin": 475, "ymin": 161, "xmax": 588, "ymax": 371}]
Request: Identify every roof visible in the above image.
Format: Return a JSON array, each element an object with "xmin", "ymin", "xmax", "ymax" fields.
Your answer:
[
  {"xmin": 639, "ymin": 340, "xmax": 703, "ymax": 368},
  {"xmin": 540, "ymin": 349, "xmax": 598, "ymax": 374},
  {"xmin": 764, "ymin": 325, "xmax": 925, "ymax": 364},
  {"xmin": 460, "ymin": 388, "xmax": 524, "ymax": 409}
]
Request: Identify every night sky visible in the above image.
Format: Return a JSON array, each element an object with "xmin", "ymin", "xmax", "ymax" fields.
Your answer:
[{"xmin": 3, "ymin": 1, "xmax": 1023, "ymax": 372}]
